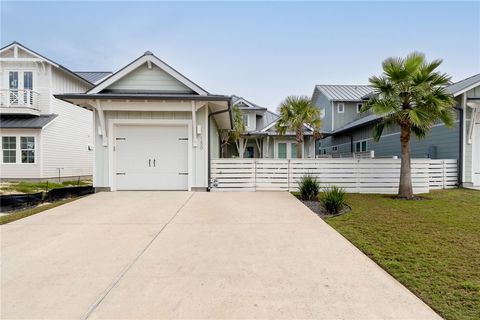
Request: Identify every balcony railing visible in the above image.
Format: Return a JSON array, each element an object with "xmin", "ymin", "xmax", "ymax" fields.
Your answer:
[
  {"xmin": 0, "ymin": 89, "xmax": 40, "ymax": 115},
  {"xmin": 0, "ymin": 89, "xmax": 40, "ymax": 109}
]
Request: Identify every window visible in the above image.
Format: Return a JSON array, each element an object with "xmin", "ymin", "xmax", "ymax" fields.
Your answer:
[
  {"xmin": 332, "ymin": 146, "xmax": 338, "ymax": 152},
  {"xmin": 21, "ymin": 136, "xmax": 35, "ymax": 163},
  {"xmin": 291, "ymin": 143, "xmax": 298, "ymax": 159},
  {"xmin": 355, "ymin": 140, "xmax": 368, "ymax": 152},
  {"xmin": 357, "ymin": 103, "xmax": 363, "ymax": 113},
  {"xmin": 2, "ymin": 136, "xmax": 16, "ymax": 163},
  {"xmin": 278, "ymin": 143, "xmax": 287, "ymax": 159},
  {"xmin": 243, "ymin": 114, "xmax": 249, "ymax": 127},
  {"xmin": 337, "ymin": 103, "xmax": 344, "ymax": 113}
]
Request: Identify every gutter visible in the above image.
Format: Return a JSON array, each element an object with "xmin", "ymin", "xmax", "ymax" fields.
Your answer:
[
  {"xmin": 207, "ymin": 99, "xmax": 232, "ymax": 191},
  {"xmin": 55, "ymin": 93, "xmax": 231, "ymax": 102}
]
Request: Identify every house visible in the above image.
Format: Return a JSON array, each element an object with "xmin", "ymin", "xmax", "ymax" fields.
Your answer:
[
  {"xmin": 224, "ymin": 95, "xmax": 317, "ymax": 159},
  {"xmin": 312, "ymin": 75, "xmax": 480, "ymax": 188},
  {"xmin": 57, "ymin": 51, "xmax": 232, "ymax": 191},
  {"xmin": 0, "ymin": 42, "xmax": 109, "ymax": 181}
]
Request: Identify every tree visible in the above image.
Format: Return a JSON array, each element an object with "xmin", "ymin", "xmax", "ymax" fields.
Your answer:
[
  {"xmin": 275, "ymin": 95, "xmax": 321, "ymax": 158},
  {"xmin": 219, "ymin": 105, "xmax": 245, "ymax": 158},
  {"xmin": 363, "ymin": 52, "xmax": 456, "ymax": 199}
]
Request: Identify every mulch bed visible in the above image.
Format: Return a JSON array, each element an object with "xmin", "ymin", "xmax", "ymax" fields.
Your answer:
[{"xmin": 296, "ymin": 196, "xmax": 351, "ymax": 219}]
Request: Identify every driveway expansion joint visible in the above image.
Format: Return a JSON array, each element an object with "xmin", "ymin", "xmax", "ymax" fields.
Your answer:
[{"xmin": 80, "ymin": 192, "xmax": 195, "ymax": 320}]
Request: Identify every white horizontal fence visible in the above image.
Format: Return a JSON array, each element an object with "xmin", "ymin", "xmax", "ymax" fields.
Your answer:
[
  {"xmin": 210, "ymin": 158, "xmax": 458, "ymax": 194},
  {"xmin": 428, "ymin": 159, "xmax": 458, "ymax": 189}
]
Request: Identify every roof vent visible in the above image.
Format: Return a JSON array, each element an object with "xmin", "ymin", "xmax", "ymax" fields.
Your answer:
[{"xmin": 144, "ymin": 50, "xmax": 153, "ymax": 55}]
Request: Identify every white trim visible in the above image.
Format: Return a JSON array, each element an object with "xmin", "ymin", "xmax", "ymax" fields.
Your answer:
[
  {"xmin": 331, "ymin": 101, "xmax": 335, "ymax": 131},
  {"xmin": 88, "ymin": 54, "xmax": 208, "ymax": 95},
  {"xmin": 0, "ymin": 43, "xmax": 59, "ymax": 68},
  {"xmin": 451, "ymin": 81, "xmax": 480, "ymax": 97},
  {"xmin": 232, "ymin": 97, "xmax": 257, "ymax": 109},
  {"xmin": 108, "ymin": 119, "xmax": 192, "ymax": 191},
  {"xmin": 337, "ymin": 102, "xmax": 345, "ymax": 113}
]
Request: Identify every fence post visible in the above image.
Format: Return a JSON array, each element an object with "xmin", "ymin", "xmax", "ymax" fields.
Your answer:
[
  {"xmin": 356, "ymin": 158, "xmax": 360, "ymax": 193},
  {"xmin": 442, "ymin": 160, "xmax": 446, "ymax": 189},
  {"xmin": 288, "ymin": 159, "xmax": 291, "ymax": 191},
  {"xmin": 254, "ymin": 159, "xmax": 257, "ymax": 191}
]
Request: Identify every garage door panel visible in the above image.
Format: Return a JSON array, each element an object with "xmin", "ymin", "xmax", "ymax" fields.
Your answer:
[{"xmin": 115, "ymin": 125, "xmax": 189, "ymax": 190}]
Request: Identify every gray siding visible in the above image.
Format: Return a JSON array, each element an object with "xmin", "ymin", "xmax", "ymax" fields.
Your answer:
[
  {"xmin": 312, "ymin": 91, "xmax": 333, "ymax": 132},
  {"xmin": 320, "ymin": 121, "xmax": 460, "ymax": 159},
  {"xmin": 333, "ymin": 101, "xmax": 365, "ymax": 130}
]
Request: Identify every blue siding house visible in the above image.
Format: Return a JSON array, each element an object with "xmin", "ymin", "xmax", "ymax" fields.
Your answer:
[{"xmin": 311, "ymin": 74, "xmax": 480, "ymax": 188}]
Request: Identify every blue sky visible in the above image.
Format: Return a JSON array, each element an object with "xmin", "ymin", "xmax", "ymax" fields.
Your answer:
[{"xmin": 1, "ymin": 1, "xmax": 479, "ymax": 110}]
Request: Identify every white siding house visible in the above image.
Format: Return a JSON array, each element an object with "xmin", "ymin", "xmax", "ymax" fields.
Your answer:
[
  {"xmin": 57, "ymin": 51, "xmax": 231, "ymax": 191},
  {"xmin": 0, "ymin": 42, "xmax": 103, "ymax": 180}
]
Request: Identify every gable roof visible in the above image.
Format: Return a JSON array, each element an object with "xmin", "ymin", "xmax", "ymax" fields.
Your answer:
[
  {"xmin": 315, "ymin": 85, "xmax": 373, "ymax": 102},
  {"xmin": 75, "ymin": 71, "xmax": 112, "ymax": 84},
  {"xmin": 446, "ymin": 73, "xmax": 480, "ymax": 96},
  {"xmin": 0, "ymin": 41, "xmax": 93, "ymax": 86},
  {"xmin": 231, "ymin": 95, "xmax": 267, "ymax": 110},
  {"xmin": 88, "ymin": 51, "xmax": 208, "ymax": 95}
]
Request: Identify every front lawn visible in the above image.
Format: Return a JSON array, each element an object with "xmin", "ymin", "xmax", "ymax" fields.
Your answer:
[
  {"xmin": 0, "ymin": 180, "xmax": 91, "ymax": 195},
  {"xmin": 326, "ymin": 189, "xmax": 480, "ymax": 320}
]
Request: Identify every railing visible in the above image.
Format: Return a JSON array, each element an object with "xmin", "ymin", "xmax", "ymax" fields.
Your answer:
[
  {"xmin": 0, "ymin": 89, "xmax": 40, "ymax": 109},
  {"xmin": 210, "ymin": 158, "xmax": 458, "ymax": 194}
]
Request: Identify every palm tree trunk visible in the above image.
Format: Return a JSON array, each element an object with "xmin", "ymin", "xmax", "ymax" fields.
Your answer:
[
  {"xmin": 399, "ymin": 124, "xmax": 413, "ymax": 199},
  {"xmin": 296, "ymin": 127, "xmax": 303, "ymax": 158}
]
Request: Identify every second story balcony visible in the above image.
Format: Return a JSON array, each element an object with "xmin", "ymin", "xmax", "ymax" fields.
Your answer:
[{"xmin": 0, "ymin": 89, "xmax": 40, "ymax": 116}]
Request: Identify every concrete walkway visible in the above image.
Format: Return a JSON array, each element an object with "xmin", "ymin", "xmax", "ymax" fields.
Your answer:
[{"xmin": 1, "ymin": 192, "xmax": 440, "ymax": 319}]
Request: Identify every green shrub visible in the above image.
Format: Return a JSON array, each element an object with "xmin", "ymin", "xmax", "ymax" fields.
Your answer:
[
  {"xmin": 320, "ymin": 186, "xmax": 346, "ymax": 214},
  {"xmin": 298, "ymin": 175, "xmax": 320, "ymax": 200}
]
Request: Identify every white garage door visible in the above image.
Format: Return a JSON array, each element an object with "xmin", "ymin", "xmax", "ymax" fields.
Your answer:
[{"xmin": 115, "ymin": 125, "xmax": 189, "ymax": 190}]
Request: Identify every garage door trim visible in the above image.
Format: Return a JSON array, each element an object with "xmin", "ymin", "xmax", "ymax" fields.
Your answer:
[{"xmin": 108, "ymin": 119, "xmax": 192, "ymax": 191}]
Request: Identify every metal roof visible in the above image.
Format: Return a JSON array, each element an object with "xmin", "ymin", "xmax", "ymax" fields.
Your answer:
[
  {"xmin": 0, "ymin": 114, "xmax": 58, "ymax": 129},
  {"xmin": 315, "ymin": 85, "xmax": 373, "ymax": 101},
  {"xmin": 446, "ymin": 73, "xmax": 480, "ymax": 96},
  {"xmin": 75, "ymin": 72, "xmax": 112, "ymax": 84}
]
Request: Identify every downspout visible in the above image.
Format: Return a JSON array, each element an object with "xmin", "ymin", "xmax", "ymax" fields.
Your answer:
[
  {"xmin": 207, "ymin": 99, "xmax": 232, "ymax": 191},
  {"xmin": 455, "ymin": 105, "xmax": 464, "ymax": 186}
]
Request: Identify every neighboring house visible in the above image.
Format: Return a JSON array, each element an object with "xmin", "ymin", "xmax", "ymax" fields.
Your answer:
[
  {"xmin": 224, "ymin": 95, "xmax": 317, "ymax": 159},
  {"xmin": 0, "ymin": 42, "xmax": 109, "ymax": 180},
  {"xmin": 312, "ymin": 75, "xmax": 480, "ymax": 188},
  {"xmin": 57, "ymin": 51, "xmax": 232, "ymax": 191}
]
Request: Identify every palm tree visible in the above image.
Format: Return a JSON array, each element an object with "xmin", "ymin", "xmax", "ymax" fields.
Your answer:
[
  {"xmin": 363, "ymin": 52, "xmax": 456, "ymax": 199},
  {"xmin": 219, "ymin": 105, "xmax": 244, "ymax": 158},
  {"xmin": 276, "ymin": 95, "xmax": 322, "ymax": 158}
]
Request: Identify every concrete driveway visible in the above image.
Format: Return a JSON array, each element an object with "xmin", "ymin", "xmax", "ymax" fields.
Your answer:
[{"xmin": 1, "ymin": 192, "xmax": 440, "ymax": 319}]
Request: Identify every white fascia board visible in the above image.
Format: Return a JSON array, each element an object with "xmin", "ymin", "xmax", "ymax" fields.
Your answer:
[
  {"xmin": 233, "ymin": 98, "xmax": 256, "ymax": 109},
  {"xmin": 0, "ymin": 43, "xmax": 59, "ymax": 68},
  {"xmin": 451, "ymin": 81, "xmax": 480, "ymax": 97},
  {"xmin": 88, "ymin": 54, "xmax": 208, "ymax": 95}
]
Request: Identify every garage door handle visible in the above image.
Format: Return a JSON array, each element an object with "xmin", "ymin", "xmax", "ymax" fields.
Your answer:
[
  {"xmin": 153, "ymin": 159, "xmax": 156, "ymax": 167},
  {"xmin": 179, "ymin": 172, "xmax": 188, "ymax": 175},
  {"xmin": 149, "ymin": 159, "xmax": 151, "ymax": 167}
]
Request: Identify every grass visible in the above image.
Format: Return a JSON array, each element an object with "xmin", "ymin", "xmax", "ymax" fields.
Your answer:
[
  {"xmin": 0, "ymin": 197, "xmax": 83, "ymax": 225},
  {"xmin": 0, "ymin": 180, "xmax": 91, "ymax": 194},
  {"xmin": 326, "ymin": 189, "xmax": 480, "ymax": 320}
]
